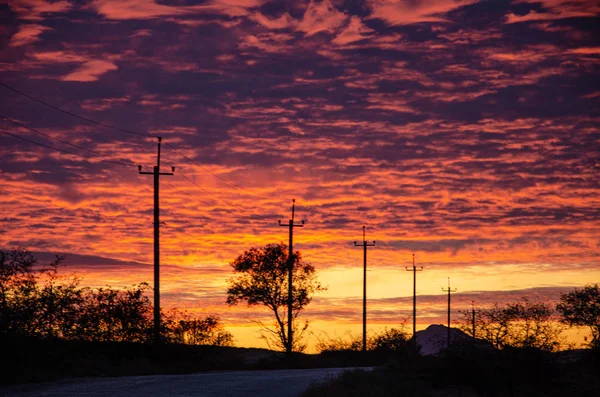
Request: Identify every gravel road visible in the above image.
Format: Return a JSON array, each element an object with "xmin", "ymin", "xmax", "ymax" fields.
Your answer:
[{"xmin": 1, "ymin": 367, "xmax": 368, "ymax": 397}]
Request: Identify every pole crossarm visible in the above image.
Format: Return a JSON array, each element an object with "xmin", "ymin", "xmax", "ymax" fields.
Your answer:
[
  {"xmin": 353, "ymin": 225, "xmax": 375, "ymax": 352},
  {"xmin": 406, "ymin": 253, "xmax": 423, "ymax": 347},
  {"xmin": 137, "ymin": 136, "xmax": 175, "ymax": 346},
  {"xmin": 139, "ymin": 168, "xmax": 175, "ymax": 176},
  {"xmin": 278, "ymin": 198, "xmax": 304, "ymax": 357}
]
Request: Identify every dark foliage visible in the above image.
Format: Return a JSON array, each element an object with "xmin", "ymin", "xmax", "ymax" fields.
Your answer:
[
  {"xmin": 0, "ymin": 249, "xmax": 232, "ymax": 346},
  {"xmin": 303, "ymin": 348, "xmax": 600, "ymax": 397},
  {"xmin": 458, "ymin": 297, "xmax": 565, "ymax": 351},
  {"xmin": 164, "ymin": 312, "xmax": 234, "ymax": 346},
  {"xmin": 557, "ymin": 284, "xmax": 600, "ymax": 349},
  {"xmin": 316, "ymin": 327, "xmax": 410, "ymax": 353}
]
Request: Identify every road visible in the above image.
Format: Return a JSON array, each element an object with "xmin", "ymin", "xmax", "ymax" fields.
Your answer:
[{"xmin": 1, "ymin": 367, "xmax": 368, "ymax": 397}]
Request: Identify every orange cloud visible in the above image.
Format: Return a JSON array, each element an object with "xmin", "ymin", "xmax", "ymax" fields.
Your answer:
[
  {"xmin": 368, "ymin": 0, "xmax": 479, "ymax": 25},
  {"xmin": 9, "ymin": 23, "xmax": 52, "ymax": 47},
  {"xmin": 80, "ymin": 96, "xmax": 131, "ymax": 111},
  {"xmin": 90, "ymin": 0, "xmax": 265, "ymax": 20},
  {"xmin": 332, "ymin": 16, "xmax": 375, "ymax": 45},
  {"xmin": 506, "ymin": 0, "xmax": 600, "ymax": 24},
  {"xmin": 31, "ymin": 50, "xmax": 88, "ymax": 63},
  {"xmin": 9, "ymin": 0, "xmax": 72, "ymax": 21},
  {"xmin": 61, "ymin": 60, "xmax": 118, "ymax": 82},
  {"xmin": 251, "ymin": 11, "xmax": 296, "ymax": 30},
  {"xmin": 297, "ymin": 0, "xmax": 348, "ymax": 36}
]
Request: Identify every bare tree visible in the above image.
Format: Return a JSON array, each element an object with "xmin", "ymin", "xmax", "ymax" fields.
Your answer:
[{"xmin": 458, "ymin": 298, "xmax": 564, "ymax": 351}]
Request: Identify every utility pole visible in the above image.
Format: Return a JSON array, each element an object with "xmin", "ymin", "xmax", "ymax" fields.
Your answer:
[
  {"xmin": 138, "ymin": 136, "xmax": 174, "ymax": 345},
  {"xmin": 354, "ymin": 225, "xmax": 375, "ymax": 352},
  {"xmin": 279, "ymin": 199, "xmax": 304, "ymax": 358},
  {"xmin": 442, "ymin": 278, "xmax": 457, "ymax": 349},
  {"xmin": 471, "ymin": 301, "xmax": 476, "ymax": 339},
  {"xmin": 406, "ymin": 254, "xmax": 423, "ymax": 348}
]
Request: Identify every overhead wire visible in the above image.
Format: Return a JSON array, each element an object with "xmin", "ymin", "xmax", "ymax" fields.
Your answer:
[
  {"xmin": 0, "ymin": 115, "xmax": 278, "ymax": 224},
  {"xmin": 178, "ymin": 170, "xmax": 277, "ymax": 221},
  {"xmin": 0, "ymin": 81, "xmax": 278, "ymax": 201},
  {"xmin": 1, "ymin": 114, "xmax": 136, "ymax": 167},
  {"xmin": 163, "ymin": 141, "xmax": 276, "ymax": 200},
  {"xmin": 0, "ymin": 82, "xmax": 153, "ymax": 138},
  {"xmin": 162, "ymin": 179, "xmax": 216, "ymax": 208},
  {"xmin": 0, "ymin": 128, "xmax": 132, "ymax": 167}
]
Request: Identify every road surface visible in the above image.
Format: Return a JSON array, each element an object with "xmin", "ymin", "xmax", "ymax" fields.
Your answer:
[{"xmin": 1, "ymin": 367, "xmax": 369, "ymax": 397}]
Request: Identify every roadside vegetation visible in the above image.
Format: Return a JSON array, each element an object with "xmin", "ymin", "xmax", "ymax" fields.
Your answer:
[
  {"xmin": 0, "ymin": 249, "xmax": 232, "ymax": 345},
  {"xmin": 303, "ymin": 289, "xmax": 600, "ymax": 396},
  {"xmin": 0, "ymin": 248, "xmax": 234, "ymax": 384},
  {"xmin": 457, "ymin": 298, "xmax": 566, "ymax": 351},
  {"xmin": 303, "ymin": 344, "xmax": 600, "ymax": 397}
]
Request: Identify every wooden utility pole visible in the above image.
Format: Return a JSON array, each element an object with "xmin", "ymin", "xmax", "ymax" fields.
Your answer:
[
  {"xmin": 471, "ymin": 300, "xmax": 476, "ymax": 339},
  {"xmin": 442, "ymin": 278, "xmax": 457, "ymax": 349},
  {"xmin": 406, "ymin": 254, "xmax": 423, "ymax": 347},
  {"xmin": 354, "ymin": 226, "xmax": 375, "ymax": 352},
  {"xmin": 138, "ymin": 136, "xmax": 174, "ymax": 345},
  {"xmin": 279, "ymin": 199, "xmax": 304, "ymax": 357}
]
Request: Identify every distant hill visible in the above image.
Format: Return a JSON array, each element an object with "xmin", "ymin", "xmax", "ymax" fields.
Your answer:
[{"xmin": 414, "ymin": 324, "xmax": 493, "ymax": 355}]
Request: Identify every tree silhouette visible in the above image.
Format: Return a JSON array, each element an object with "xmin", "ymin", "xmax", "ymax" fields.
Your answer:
[
  {"xmin": 0, "ymin": 249, "xmax": 233, "ymax": 347},
  {"xmin": 315, "ymin": 327, "xmax": 410, "ymax": 353},
  {"xmin": 164, "ymin": 312, "xmax": 234, "ymax": 346},
  {"xmin": 557, "ymin": 284, "xmax": 600, "ymax": 349},
  {"xmin": 458, "ymin": 298, "xmax": 564, "ymax": 351},
  {"xmin": 37, "ymin": 256, "xmax": 83, "ymax": 339},
  {"xmin": 226, "ymin": 243, "xmax": 325, "ymax": 353},
  {"xmin": 74, "ymin": 283, "xmax": 153, "ymax": 343},
  {"xmin": 0, "ymin": 249, "xmax": 39, "ymax": 336}
]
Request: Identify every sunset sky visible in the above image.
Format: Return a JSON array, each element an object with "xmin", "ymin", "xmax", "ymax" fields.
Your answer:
[{"xmin": 1, "ymin": 0, "xmax": 599, "ymax": 351}]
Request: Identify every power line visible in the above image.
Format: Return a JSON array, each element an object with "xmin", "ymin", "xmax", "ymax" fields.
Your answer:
[
  {"xmin": 1, "ymin": 81, "xmax": 276, "ymax": 201},
  {"xmin": 179, "ymin": 171, "xmax": 239, "ymax": 208},
  {"xmin": 163, "ymin": 179, "xmax": 216, "ymax": 208},
  {"xmin": 0, "ymin": 124, "xmax": 278, "ymax": 234},
  {"xmin": 0, "ymin": 112, "xmax": 276, "ymax": 220},
  {"xmin": 163, "ymin": 142, "xmax": 276, "ymax": 200},
  {"xmin": 0, "ymin": 82, "xmax": 153, "ymax": 138},
  {"xmin": 0, "ymin": 128, "xmax": 131, "ymax": 167},
  {"xmin": 178, "ymin": 170, "xmax": 276, "ymax": 221},
  {"xmin": 1, "ymin": 115, "xmax": 135, "ymax": 167},
  {"xmin": 0, "ymin": 129, "xmax": 277, "ymax": 226},
  {"xmin": 0, "ymin": 116, "xmax": 268, "ymax": 221}
]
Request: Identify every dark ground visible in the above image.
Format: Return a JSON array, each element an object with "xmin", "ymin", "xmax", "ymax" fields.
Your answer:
[
  {"xmin": 302, "ymin": 347, "xmax": 600, "ymax": 397},
  {"xmin": 3, "ymin": 335, "xmax": 600, "ymax": 397},
  {"xmin": 0, "ymin": 335, "xmax": 370, "ymax": 385},
  {"xmin": 0, "ymin": 368, "xmax": 367, "ymax": 397}
]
